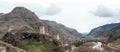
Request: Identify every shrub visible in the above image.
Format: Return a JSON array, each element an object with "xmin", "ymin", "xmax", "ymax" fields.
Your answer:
[{"xmin": 73, "ymin": 41, "xmax": 84, "ymax": 47}]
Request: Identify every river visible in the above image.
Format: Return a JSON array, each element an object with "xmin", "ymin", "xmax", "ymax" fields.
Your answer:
[{"xmin": 92, "ymin": 42, "xmax": 104, "ymax": 51}]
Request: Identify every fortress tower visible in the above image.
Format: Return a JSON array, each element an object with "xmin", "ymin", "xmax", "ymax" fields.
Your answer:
[
  {"xmin": 8, "ymin": 26, "xmax": 12, "ymax": 32},
  {"xmin": 54, "ymin": 33, "xmax": 60, "ymax": 40},
  {"xmin": 39, "ymin": 26, "xmax": 46, "ymax": 34}
]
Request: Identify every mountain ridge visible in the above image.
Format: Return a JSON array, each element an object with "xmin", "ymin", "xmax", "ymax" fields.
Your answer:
[
  {"xmin": 88, "ymin": 23, "xmax": 120, "ymax": 36},
  {"xmin": 0, "ymin": 7, "xmax": 82, "ymax": 52},
  {"xmin": 0, "ymin": 7, "xmax": 82, "ymax": 41}
]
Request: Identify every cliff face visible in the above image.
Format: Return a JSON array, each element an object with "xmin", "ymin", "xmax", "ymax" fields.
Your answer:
[{"xmin": 0, "ymin": 7, "xmax": 81, "ymax": 41}]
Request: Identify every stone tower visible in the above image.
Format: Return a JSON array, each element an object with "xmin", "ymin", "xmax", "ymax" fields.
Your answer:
[
  {"xmin": 39, "ymin": 26, "xmax": 46, "ymax": 34},
  {"xmin": 54, "ymin": 33, "xmax": 60, "ymax": 40},
  {"xmin": 56, "ymin": 34, "xmax": 60, "ymax": 40},
  {"xmin": 8, "ymin": 26, "xmax": 12, "ymax": 32}
]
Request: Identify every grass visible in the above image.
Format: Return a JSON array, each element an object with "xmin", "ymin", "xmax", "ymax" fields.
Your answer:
[
  {"xmin": 20, "ymin": 40, "xmax": 62, "ymax": 52},
  {"xmin": 20, "ymin": 40, "xmax": 48, "ymax": 52},
  {"xmin": 109, "ymin": 33, "xmax": 120, "ymax": 50},
  {"xmin": 110, "ymin": 39, "xmax": 120, "ymax": 49},
  {"xmin": 73, "ymin": 41, "xmax": 84, "ymax": 47}
]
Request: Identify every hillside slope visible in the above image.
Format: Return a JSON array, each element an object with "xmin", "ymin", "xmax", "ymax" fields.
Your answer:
[
  {"xmin": 88, "ymin": 23, "xmax": 120, "ymax": 50},
  {"xmin": 88, "ymin": 23, "xmax": 120, "ymax": 36}
]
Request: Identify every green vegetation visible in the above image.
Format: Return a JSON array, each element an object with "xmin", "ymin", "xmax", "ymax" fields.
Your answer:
[
  {"xmin": 20, "ymin": 40, "xmax": 49, "ymax": 52},
  {"xmin": 111, "ymin": 39, "xmax": 120, "ymax": 49},
  {"xmin": 109, "ymin": 33, "xmax": 120, "ymax": 50},
  {"xmin": 73, "ymin": 41, "xmax": 84, "ymax": 47},
  {"xmin": 110, "ymin": 33, "xmax": 120, "ymax": 41}
]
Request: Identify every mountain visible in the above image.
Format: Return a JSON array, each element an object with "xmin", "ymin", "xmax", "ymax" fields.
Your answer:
[
  {"xmin": 88, "ymin": 23, "xmax": 120, "ymax": 36},
  {"xmin": 0, "ymin": 7, "xmax": 81, "ymax": 40},
  {"xmin": 88, "ymin": 23, "xmax": 120, "ymax": 50},
  {"xmin": 0, "ymin": 7, "xmax": 42, "ymax": 39},
  {"xmin": 99, "ymin": 25, "xmax": 120, "ymax": 50},
  {"xmin": 0, "ymin": 13, "xmax": 4, "ymax": 16},
  {"xmin": 0, "ymin": 7, "xmax": 82, "ymax": 52},
  {"xmin": 42, "ymin": 20, "xmax": 82, "ymax": 39},
  {"xmin": 106, "ymin": 25, "xmax": 120, "ymax": 42}
]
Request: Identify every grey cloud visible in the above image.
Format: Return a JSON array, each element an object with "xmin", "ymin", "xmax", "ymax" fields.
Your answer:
[
  {"xmin": 44, "ymin": 4, "xmax": 61, "ymax": 16},
  {"xmin": 13, "ymin": 3, "xmax": 62, "ymax": 16},
  {"xmin": 0, "ymin": 1, "xmax": 61, "ymax": 16},
  {"xmin": 91, "ymin": 5, "xmax": 115, "ymax": 17}
]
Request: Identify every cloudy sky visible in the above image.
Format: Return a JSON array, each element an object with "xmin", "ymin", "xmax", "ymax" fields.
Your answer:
[{"xmin": 0, "ymin": 0, "xmax": 120, "ymax": 33}]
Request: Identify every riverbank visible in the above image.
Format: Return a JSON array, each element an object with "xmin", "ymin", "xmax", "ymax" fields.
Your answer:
[
  {"xmin": 70, "ymin": 41, "xmax": 120, "ymax": 52},
  {"xmin": 103, "ymin": 43, "xmax": 120, "ymax": 52}
]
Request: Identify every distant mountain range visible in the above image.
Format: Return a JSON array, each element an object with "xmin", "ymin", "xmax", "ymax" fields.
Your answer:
[{"xmin": 88, "ymin": 23, "xmax": 120, "ymax": 36}]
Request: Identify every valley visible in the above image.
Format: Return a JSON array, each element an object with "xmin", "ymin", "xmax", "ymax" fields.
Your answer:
[{"xmin": 0, "ymin": 7, "xmax": 119, "ymax": 52}]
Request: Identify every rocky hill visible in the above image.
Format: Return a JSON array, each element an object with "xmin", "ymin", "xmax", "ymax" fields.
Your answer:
[
  {"xmin": 88, "ymin": 23, "xmax": 120, "ymax": 36},
  {"xmin": 88, "ymin": 23, "xmax": 120, "ymax": 50},
  {"xmin": 0, "ymin": 7, "xmax": 82, "ymax": 52},
  {"xmin": 0, "ymin": 13, "xmax": 4, "ymax": 16},
  {"xmin": 42, "ymin": 20, "xmax": 82, "ymax": 40},
  {"xmin": 109, "ymin": 25, "xmax": 120, "ymax": 50},
  {"xmin": 99, "ymin": 25, "xmax": 120, "ymax": 50},
  {"xmin": 0, "ymin": 7, "xmax": 81, "ymax": 41}
]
